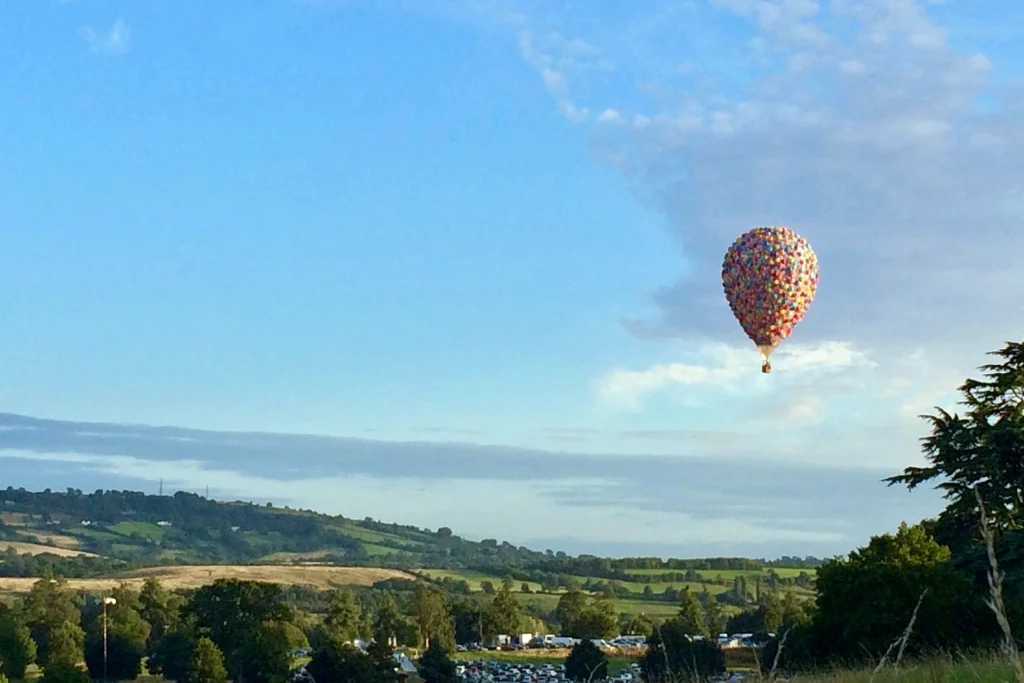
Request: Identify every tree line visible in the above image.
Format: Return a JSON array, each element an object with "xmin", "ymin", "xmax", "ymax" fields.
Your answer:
[
  {"xmin": 755, "ymin": 339, "xmax": 1024, "ymax": 675},
  {"xmin": 0, "ymin": 572, "xmax": 547, "ymax": 683}
]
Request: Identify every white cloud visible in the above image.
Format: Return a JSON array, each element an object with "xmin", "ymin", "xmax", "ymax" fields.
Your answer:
[
  {"xmin": 780, "ymin": 395, "xmax": 823, "ymax": 424},
  {"xmin": 0, "ymin": 449, "xmax": 843, "ymax": 549},
  {"xmin": 79, "ymin": 17, "xmax": 130, "ymax": 56},
  {"xmin": 597, "ymin": 108, "xmax": 625, "ymax": 124},
  {"xmin": 594, "ymin": 340, "xmax": 871, "ymax": 410},
  {"xmin": 529, "ymin": 0, "xmax": 1024, "ymax": 388},
  {"xmin": 557, "ymin": 99, "xmax": 589, "ymax": 123},
  {"xmin": 513, "ymin": 25, "xmax": 608, "ymax": 123},
  {"xmin": 540, "ymin": 67, "xmax": 565, "ymax": 93}
]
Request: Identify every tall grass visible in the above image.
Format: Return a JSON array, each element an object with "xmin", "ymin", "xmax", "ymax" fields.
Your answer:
[{"xmin": 777, "ymin": 652, "xmax": 1024, "ymax": 682}]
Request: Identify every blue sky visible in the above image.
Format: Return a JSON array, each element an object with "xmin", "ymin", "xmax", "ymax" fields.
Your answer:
[{"xmin": 1, "ymin": 0, "xmax": 1022, "ymax": 558}]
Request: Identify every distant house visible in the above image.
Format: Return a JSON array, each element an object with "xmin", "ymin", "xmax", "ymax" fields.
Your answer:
[
  {"xmin": 80, "ymin": 520, "xmax": 92, "ymax": 526},
  {"xmin": 157, "ymin": 521, "xmax": 172, "ymax": 527},
  {"xmin": 231, "ymin": 526, "xmax": 241, "ymax": 532}
]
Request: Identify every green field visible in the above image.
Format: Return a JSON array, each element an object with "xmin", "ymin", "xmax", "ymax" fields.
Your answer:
[
  {"xmin": 363, "ymin": 542, "xmax": 414, "ymax": 557},
  {"xmin": 330, "ymin": 522, "xmax": 426, "ymax": 550},
  {"xmin": 625, "ymin": 567, "xmax": 812, "ymax": 579},
  {"xmin": 515, "ymin": 594, "xmax": 685, "ymax": 618},
  {"xmin": 420, "ymin": 568, "xmax": 803, "ymax": 617},
  {"xmin": 422, "ymin": 570, "xmax": 546, "ymax": 593},
  {"xmin": 108, "ymin": 521, "xmax": 167, "ymax": 541},
  {"xmin": 571, "ymin": 576, "xmax": 735, "ymax": 594}
]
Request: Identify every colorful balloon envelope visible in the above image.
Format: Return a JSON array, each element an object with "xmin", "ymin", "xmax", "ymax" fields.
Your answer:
[{"xmin": 721, "ymin": 226, "xmax": 819, "ymax": 373}]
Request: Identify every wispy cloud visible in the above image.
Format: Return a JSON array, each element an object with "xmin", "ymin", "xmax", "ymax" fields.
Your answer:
[
  {"xmin": 423, "ymin": 0, "xmax": 1024, "ymax": 386},
  {"xmin": 582, "ymin": 2, "xmax": 1021, "ymax": 364},
  {"xmin": 593, "ymin": 340, "xmax": 870, "ymax": 410},
  {"xmin": 79, "ymin": 17, "xmax": 130, "ymax": 57},
  {"xmin": 516, "ymin": 29, "xmax": 598, "ymax": 123},
  {"xmin": 0, "ymin": 411, "xmax": 945, "ymax": 557}
]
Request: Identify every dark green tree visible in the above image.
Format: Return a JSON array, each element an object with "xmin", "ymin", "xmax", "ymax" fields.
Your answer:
[
  {"xmin": 186, "ymin": 579, "xmax": 293, "ymax": 683},
  {"xmin": 726, "ymin": 609, "xmax": 763, "ymax": 634},
  {"xmin": 372, "ymin": 592, "xmax": 403, "ymax": 647},
  {"xmin": 366, "ymin": 639, "xmax": 399, "ymax": 683},
  {"xmin": 564, "ymin": 640, "xmax": 608, "ymax": 683},
  {"xmin": 84, "ymin": 601, "xmax": 151, "ymax": 682},
  {"xmin": 23, "ymin": 575, "xmax": 79, "ymax": 666},
  {"xmin": 41, "ymin": 621, "xmax": 87, "ymax": 683},
  {"xmin": 780, "ymin": 591, "xmax": 808, "ymax": 628},
  {"xmin": 677, "ymin": 587, "xmax": 708, "ymax": 638},
  {"xmin": 704, "ymin": 597, "xmax": 725, "ymax": 637},
  {"xmin": 886, "ymin": 340, "xmax": 1024, "ymax": 547},
  {"xmin": 147, "ymin": 617, "xmax": 198, "ymax": 682},
  {"xmin": 243, "ymin": 621, "xmax": 294, "ymax": 683},
  {"xmin": 188, "ymin": 637, "xmax": 228, "ymax": 683},
  {"xmin": 0, "ymin": 611, "xmax": 37, "ymax": 680},
  {"xmin": 139, "ymin": 578, "xmax": 184, "ymax": 647},
  {"xmin": 555, "ymin": 590, "xmax": 588, "ymax": 636},
  {"xmin": 573, "ymin": 597, "xmax": 617, "ymax": 640},
  {"xmin": 483, "ymin": 584, "xmax": 522, "ymax": 640},
  {"xmin": 410, "ymin": 586, "xmax": 455, "ymax": 651},
  {"xmin": 308, "ymin": 637, "xmax": 378, "ymax": 683},
  {"xmin": 325, "ymin": 589, "xmax": 364, "ymax": 642},
  {"xmin": 621, "ymin": 614, "xmax": 654, "ymax": 638},
  {"xmin": 417, "ymin": 641, "xmax": 457, "ymax": 683},
  {"xmin": 790, "ymin": 523, "xmax": 986, "ymax": 669},
  {"xmin": 640, "ymin": 621, "xmax": 724, "ymax": 682},
  {"xmin": 756, "ymin": 593, "xmax": 783, "ymax": 634},
  {"xmin": 450, "ymin": 599, "xmax": 483, "ymax": 645}
]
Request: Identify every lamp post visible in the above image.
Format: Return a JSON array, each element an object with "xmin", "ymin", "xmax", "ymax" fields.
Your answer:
[{"xmin": 102, "ymin": 596, "xmax": 117, "ymax": 683}]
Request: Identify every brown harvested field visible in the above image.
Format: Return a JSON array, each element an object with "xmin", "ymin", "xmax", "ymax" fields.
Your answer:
[
  {"xmin": 0, "ymin": 565, "xmax": 417, "ymax": 593},
  {"xmin": 19, "ymin": 532, "xmax": 84, "ymax": 549},
  {"xmin": 0, "ymin": 512, "xmax": 31, "ymax": 525},
  {"xmin": 1, "ymin": 541, "xmax": 98, "ymax": 557}
]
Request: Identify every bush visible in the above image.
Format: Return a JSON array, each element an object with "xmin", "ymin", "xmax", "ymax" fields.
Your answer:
[
  {"xmin": 640, "ymin": 621, "xmax": 725, "ymax": 682},
  {"xmin": 188, "ymin": 637, "xmax": 227, "ymax": 683},
  {"xmin": 565, "ymin": 641, "xmax": 608, "ymax": 683}
]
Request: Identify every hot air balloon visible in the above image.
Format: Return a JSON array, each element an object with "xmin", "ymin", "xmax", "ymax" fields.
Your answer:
[{"xmin": 721, "ymin": 226, "xmax": 819, "ymax": 373}]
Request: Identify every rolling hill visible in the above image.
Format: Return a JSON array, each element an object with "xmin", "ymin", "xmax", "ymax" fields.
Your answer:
[{"xmin": 1, "ymin": 487, "xmax": 819, "ymax": 615}]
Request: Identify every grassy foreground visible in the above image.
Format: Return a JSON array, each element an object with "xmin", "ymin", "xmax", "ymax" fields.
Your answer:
[{"xmin": 775, "ymin": 653, "xmax": 1024, "ymax": 682}]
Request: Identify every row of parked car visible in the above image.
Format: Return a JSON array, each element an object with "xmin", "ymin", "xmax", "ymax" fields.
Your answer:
[
  {"xmin": 456, "ymin": 635, "xmax": 647, "ymax": 653},
  {"xmin": 457, "ymin": 660, "xmax": 641, "ymax": 683}
]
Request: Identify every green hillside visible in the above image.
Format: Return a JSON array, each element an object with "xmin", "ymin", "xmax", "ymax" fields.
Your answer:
[{"xmin": 0, "ymin": 486, "xmax": 818, "ymax": 622}]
